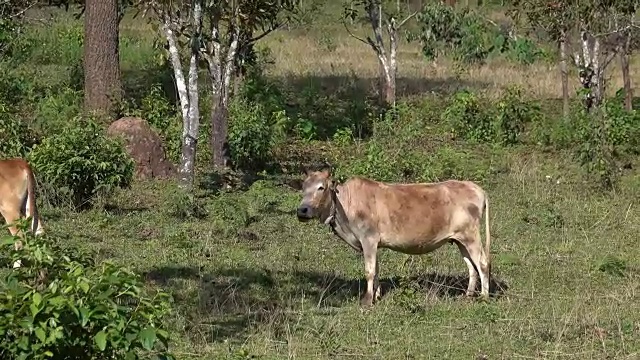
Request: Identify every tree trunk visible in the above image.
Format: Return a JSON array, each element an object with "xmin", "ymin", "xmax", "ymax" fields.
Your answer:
[
  {"xmin": 620, "ymin": 31, "xmax": 632, "ymax": 111},
  {"xmin": 84, "ymin": 0, "xmax": 121, "ymax": 120},
  {"xmin": 210, "ymin": 94, "xmax": 230, "ymax": 168},
  {"xmin": 559, "ymin": 29, "xmax": 569, "ymax": 119},
  {"xmin": 161, "ymin": 1, "xmax": 202, "ymax": 190},
  {"xmin": 207, "ymin": 27, "xmax": 239, "ymax": 170},
  {"xmin": 384, "ymin": 73, "xmax": 396, "ymax": 106}
]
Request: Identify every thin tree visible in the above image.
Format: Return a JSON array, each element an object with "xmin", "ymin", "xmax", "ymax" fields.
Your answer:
[
  {"xmin": 140, "ymin": 0, "xmax": 204, "ymax": 189},
  {"xmin": 344, "ymin": 0, "xmax": 417, "ymax": 108},
  {"xmin": 507, "ymin": 0, "xmax": 575, "ymax": 119},
  {"xmin": 199, "ymin": 0, "xmax": 297, "ymax": 169}
]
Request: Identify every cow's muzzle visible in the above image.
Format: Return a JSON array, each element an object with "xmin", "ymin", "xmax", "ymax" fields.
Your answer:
[{"xmin": 297, "ymin": 205, "xmax": 313, "ymax": 221}]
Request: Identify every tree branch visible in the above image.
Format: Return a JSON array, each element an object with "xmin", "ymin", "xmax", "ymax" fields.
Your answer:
[
  {"xmin": 343, "ymin": 19, "xmax": 370, "ymax": 46},
  {"xmin": 397, "ymin": 10, "xmax": 418, "ymax": 29},
  {"xmin": 9, "ymin": 0, "xmax": 37, "ymax": 18},
  {"xmin": 248, "ymin": 24, "xmax": 282, "ymax": 44}
]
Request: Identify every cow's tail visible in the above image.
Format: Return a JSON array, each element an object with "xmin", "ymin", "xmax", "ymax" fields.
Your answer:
[
  {"xmin": 24, "ymin": 163, "xmax": 42, "ymax": 235},
  {"xmin": 483, "ymin": 193, "xmax": 491, "ymax": 274}
]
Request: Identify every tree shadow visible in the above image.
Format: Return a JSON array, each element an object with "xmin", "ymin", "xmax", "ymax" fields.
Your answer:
[
  {"xmin": 196, "ymin": 169, "xmax": 267, "ymax": 196},
  {"xmin": 144, "ymin": 265, "xmax": 509, "ymax": 343},
  {"xmin": 275, "ymin": 73, "xmax": 488, "ymax": 139}
]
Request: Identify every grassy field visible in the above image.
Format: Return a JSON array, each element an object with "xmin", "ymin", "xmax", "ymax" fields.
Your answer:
[{"xmin": 7, "ymin": 4, "xmax": 640, "ymax": 359}]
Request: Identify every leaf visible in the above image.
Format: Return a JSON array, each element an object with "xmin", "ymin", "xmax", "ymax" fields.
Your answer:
[
  {"xmin": 30, "ymin": 303, "xmax": 41, "ymax": 318},
  {"xmin": 138, "ymin": 327, "xmax": 157, "ymax": 351},
  {"xmin": 1, "ymin": 235, "xmax": 16, "ymax": 245},
  {"xmin": 94, "ymin": 330, "xmax": 107, "ymax": 351},
  {"xmin": 78, "ymin": 280, "xmax": 90, "ymax": 294},
  {"xmin": 33, "ymin": 292, "xmax": 42, "ymax": 307},
  {"xmin": 79, "ymin": 307, "xmax": 91, "ymax": 327},
  {"xmin": 35, "ymin": 327, "xmax": 46, "ymax": 343}
]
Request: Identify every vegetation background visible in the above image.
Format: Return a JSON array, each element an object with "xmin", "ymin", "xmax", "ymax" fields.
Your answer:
[{"xmin": 0, "ymin": 0, "xmax": 639, "ymax": 359}]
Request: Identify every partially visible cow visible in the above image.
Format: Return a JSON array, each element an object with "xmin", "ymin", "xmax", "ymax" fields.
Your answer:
[
  {"xmin": 296, "ymin": 167, "xmax": 491, "ymax": 307},
  {"xmin": 0, "ymin": 158, "xmax": 45, "ymax": 268}
]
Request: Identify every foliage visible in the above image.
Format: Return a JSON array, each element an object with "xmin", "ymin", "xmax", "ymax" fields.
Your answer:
[
  {"xmin": 0, "ymin": 102, "xmax": 38, "ymax": 158},
  {"xmin": 0, "ymin": 219, "xmax": 174, "ymax": 360},
  {"xmin": 33, "ymin": 88, "xmax": 83, "ymax": 134},
  {"xmin": 443, "ymin": 88, "xmax": 539, "ymax": 145},
  {"xmin": 443, "ymin": 90, "xmax": 495, "ymax": 143},
  {"xmin": 27, "ymin": 116, "xmax": 135, "ymax": 208},
  {"xmin": 573, "ymin": 92, "xmax": 640, "ymax": 190},
  {"xmin": 495, "ymin": 86, "xmax": 542, "ymax": 145},
  {"xmin": 416, "ymin": 3, "xmax": 546, "ymax": 65},
  {"xmin": 506, "ymin": 0, "xmax": 576, "ymax": 41},
  {"xmin": 228, "ymin": 98, "xmax": 280, "ymax": 170}
]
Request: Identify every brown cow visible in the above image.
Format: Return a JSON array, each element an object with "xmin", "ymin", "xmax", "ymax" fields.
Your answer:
[
  {"xmin": 0, "ymin": 158, "xmax": 45, "ymax": 268},
  {"xmin": 296, "ymin": 168, "xmax": 491, "ymax": 307}
]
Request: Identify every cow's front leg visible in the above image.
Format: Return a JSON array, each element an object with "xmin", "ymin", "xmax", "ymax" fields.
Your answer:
[
  {"xmin": 374, "ymin": 257, "xmax": 381, "ymax": 301},
  {"xmin": 361, "ymin": 245, "xmax": 378, "ymax": 307}
]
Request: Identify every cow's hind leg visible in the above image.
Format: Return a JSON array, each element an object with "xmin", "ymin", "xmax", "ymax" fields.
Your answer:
[
  {"xmin": 454, "ymin": 241, "xmax": 478, "ymax": 297},
  {"xmin": 2, "ymin": 203, "xmax": 24, "ymax": 268},
  {"xmin": 460, "ymin": 231, "xmax": 490, "ymax": 300}
]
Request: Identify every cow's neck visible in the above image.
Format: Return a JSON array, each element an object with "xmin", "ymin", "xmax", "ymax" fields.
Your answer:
[{"xmin": 323, "ymin": 186, "xmax": 362, "ymax": 252}]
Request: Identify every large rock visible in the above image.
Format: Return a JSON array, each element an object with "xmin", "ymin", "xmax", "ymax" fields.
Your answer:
[{"xmin": 107, "ymin": 117, "xmax": 175, "ymax": 179}]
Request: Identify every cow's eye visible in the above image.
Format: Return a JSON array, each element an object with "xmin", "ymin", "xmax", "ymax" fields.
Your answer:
[{"xmin": 317, "ymin": 186, "xmax": 325, "ymax": 191}]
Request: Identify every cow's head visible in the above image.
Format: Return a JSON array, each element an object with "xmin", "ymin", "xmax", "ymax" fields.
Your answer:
[{"xmin": 297, "ymin": 166, "xmax": 334, "ymax": 222}]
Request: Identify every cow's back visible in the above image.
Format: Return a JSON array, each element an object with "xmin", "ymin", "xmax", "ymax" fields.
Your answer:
[{"xmin": 338, "ymin": 178, "xmax": 484, "ymax": 254}]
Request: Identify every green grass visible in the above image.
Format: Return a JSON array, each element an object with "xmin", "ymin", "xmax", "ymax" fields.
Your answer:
[
  {"xmin": 37, "ymin": 151, "xmax": 640, "ymax": 359},
  {"xmin": 5, "ymin": 4, "xmax": 640, "ymax": 359}
]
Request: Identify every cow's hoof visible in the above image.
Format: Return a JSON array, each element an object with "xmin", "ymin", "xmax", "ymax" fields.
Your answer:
[{"xmin": 360, "ymin": 294, "xmax": 374, "ymax": 308}]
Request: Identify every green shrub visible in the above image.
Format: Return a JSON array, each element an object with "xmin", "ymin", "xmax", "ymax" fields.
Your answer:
[
  {"xmin": 442, "ymin": 90, "xmax": 495, "ymax": 143},
  {"xmin": 0, "ymin": 17, "xmax": 33, "ymax": 61},
  {"xmin": 443, "ymin": 88, "xmax": 538, "ymax": 145},
  {"xmin": 0, "ymin": 102, "xmax": 39, "ymax": 158},
  {"xmin": 416, "ymin": 3, "xmax": 545, "ymax": 65},
  {"xmin": 495, "ymin": 86, "xmax": 541, "ymax": 145},
  {"xmin": 571, "ymin": 92, "xmax": 640, "ymax": 190},
  {"xmin": 228, "ymin": 98, "xmax": 277, "ymax": 170},
  {"xmin": 28, "ymin": 116, "xmax": 135, "ymax": 208},
  {"xmin": 28, "ymin": 22, "xmax": 83, "ymax": 67},
  {"xmin": 33, "ymin": 88, "xmax": 83, "ymax": 134},
  {"xmin": 0, "ymin": 219, "xmax": 174, "ymax": 360}
]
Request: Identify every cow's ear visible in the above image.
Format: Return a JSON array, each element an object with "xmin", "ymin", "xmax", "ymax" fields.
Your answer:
[
  {"xmin": 300, "ymin": 164, "xmax": 311, "ymax": 177},
  {"xmin": 320, "ymin": 163, "xmax": 332, "ymax": 177},
  {"xmin": 328, "ymin": 179, "xmax": 337, "ymax": 191}
]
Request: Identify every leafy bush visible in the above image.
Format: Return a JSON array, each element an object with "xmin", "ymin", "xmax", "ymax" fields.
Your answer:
[
  {"xmin": 33, "ymin": 88, "xmax": 83, "ymax": 134},
  {"xmin": 417, "ymin": 4, "xmax": 496, "ymax": 63},
  {"xmin": 571, "ymin": 94, "xmax": 640, "ymax": 190},
  {"xmin": 0, "ymin": 219, "xmax": 174, "ymax": 360},
  {"xmin": 228, "ymin": 98, "xmax": 279, "ymax": 170},
  {"xmin": 495, "ymin": 86, "xmax": 541, "ymax": 145},
  {"xmin": 503, "ymin": 36, "xmax": 548, "ymax": 65},
  {"xmin": 443, "ymin": 88, "xmax": 538, "ymax": 145},
  {"xmin": 236, "ymin": 47, "xmax": 287, "ymax": 119},
  {"xmin": 0, "ymin": 17, "xmax": 32, "ymax": 60},
  {"xmin": 28, "ymin": 116, "xmax": 135, "ymax": 208},
  {"xmin": 416, "ymin": 3, "xmax": 545, "ymax": 65},
  {"xmin": 443, "ymin": 90, "xmax": 495, "ymax": 143},
  {"xmin": 28, "ymin": 22, "xmax": 83, "ymax": 67},
  {"xmin": 0, "ymin": 107, "xmax": 38, "ymax": 158}
]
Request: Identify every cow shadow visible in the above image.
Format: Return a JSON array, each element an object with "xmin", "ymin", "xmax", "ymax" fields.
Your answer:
[{"xmin": 144, "ymin": 265, "xmax": 509, "ymax": 343}]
